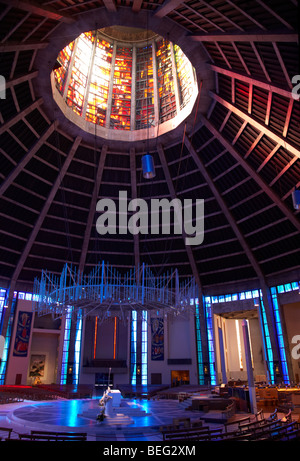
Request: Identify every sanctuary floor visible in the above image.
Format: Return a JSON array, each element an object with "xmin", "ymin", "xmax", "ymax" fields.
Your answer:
[{"xmin": 0, "ymin": 392, "xmax": 286, "ymax": 442}]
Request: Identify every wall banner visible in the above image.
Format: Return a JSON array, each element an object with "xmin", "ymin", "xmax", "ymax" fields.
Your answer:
[
  {"xmin": 13, "ymin": 311, "xmax": 33, "ymax": 357},
  {"xmin": 151, "ymin": 317, "xmax": 164, "ymax": 361}
]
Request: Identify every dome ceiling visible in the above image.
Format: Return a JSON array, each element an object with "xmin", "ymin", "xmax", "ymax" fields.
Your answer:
[{"xmin": 0, "ymin": 0, "xmax": 299, "ymax": 297}]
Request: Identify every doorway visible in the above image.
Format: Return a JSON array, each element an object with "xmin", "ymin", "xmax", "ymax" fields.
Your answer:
[{"xmin": 171, "ymin": 370, "xmax": 189, "ymax": 387}]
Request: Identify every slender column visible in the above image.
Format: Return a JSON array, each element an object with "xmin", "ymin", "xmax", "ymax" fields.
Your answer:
[
  {"xmin": 242, "ymin": 320, "xmax": 257, "ymax": 414},
  {"xmin": 218, "ymin": 327, "xmax": 227, "ymax": 384},
  {"xmin": 106, "ymin": 42, "xmax": 117, "ymax": 128},
  {"xmin": 130, "ymin": 45, "xmax": 137, "ymax": 130},
  {"xmin": 152, "ymin": 40, "xmax": 160, "ymax": 127},
  {"xmin": 81, "ymin": 33, "xmax": 97, "ymax": 116},
  {"xmin": 169, "ymin": 42, "xmax": 181, "ymax": 112},
  {"xmin": 62, "ymin": 38, "xmax": 79, "ymax": 100}
]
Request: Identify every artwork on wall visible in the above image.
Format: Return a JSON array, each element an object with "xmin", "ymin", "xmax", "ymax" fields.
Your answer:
[
  {"xmin": 151, "ymin": 318, "xmax": 164, "ymax": 361},
  {"xmin": 13, "ymin": 311, "xmax": 33, "ymax": 357},
  {"xmin": 29, "ymin": 354, "xmax": 46, "ymax": 378}
]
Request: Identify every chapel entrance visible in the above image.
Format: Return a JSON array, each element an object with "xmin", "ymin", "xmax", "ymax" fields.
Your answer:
[{"xmin": 171, "ymin": 370, "xmax": 190, "ymax": 387}]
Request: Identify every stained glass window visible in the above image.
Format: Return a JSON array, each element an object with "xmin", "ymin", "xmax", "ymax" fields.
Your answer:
[
  {"xmin": 52, "ymin": 28, "xmax": 197, "ymax": 137},
  {"xmin": 174, "ymin": 44, "xmax": 195, "ymax": 110},
  {"xmin": 54, "ymin": 41, "xmax": 75, "ymax": 94},
  {"xmin": 136, "ymin": 45, "xmax": 154, "ymax": 130},
  {"xmin": 156, "ymin": 38, "xmax": 177, "ymax": 123},
  {"xmin": 111, "ymin": 46, "xmax": 132, "ymax": 130},
  {"xmin": 85, "ymin": 38, "xmax": 113, "ymax": 126},
  {"xmin": 66, "ymin": 32, "xmax": 95, "ymax": 116}
]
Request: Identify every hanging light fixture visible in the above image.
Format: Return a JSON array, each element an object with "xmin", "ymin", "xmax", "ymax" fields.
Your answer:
[
  {"xmin": 292, "ymin": 187, "xmax": 300, "ymax": 210},
  {"xmin": 142, "ymin": 153, "xmax": 156, "ymax": 179}
]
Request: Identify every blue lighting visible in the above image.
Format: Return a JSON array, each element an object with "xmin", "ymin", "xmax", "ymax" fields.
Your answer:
[
  {"xmin": 142, "ymin": 154, "xmax": 156, "ymax": 179},
  {"xmin": 60, "ymin": 307, "xmax": 72, "ymax": 385},
  {"xmin": 195, "ymin": 299, "xmax": 205, "ymax": 384},
  {"xmin": 271, "ymin": 287, "xmax": 290, "ymax": 384},
  {"xmin": 131, "ymin": 311, "xmax": 137, "ymax": 385},
  {"xmin": 259, "ymin": 295, "xmax": 275, "ymax": 384},
  {"xmin": 204, "ymin": 297, "xmax": 217, "ymax": 385},
  {"xmin": 141, "ymin": 310, "xmax": 148, "ymax": 386}
]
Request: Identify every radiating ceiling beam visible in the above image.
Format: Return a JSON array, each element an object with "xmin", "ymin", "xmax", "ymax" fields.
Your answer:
[
  {"xmin": 157, "ymin": 144, "xmax": 202, "ymax": 289},
  {"xmin": 209, "ymin": 91, "xmax": 300, "ymax": 160},
  {"xmin": 157, "ymin": 143, "xmax": 209, "ymax": 366},
  {"xmin": 201, "ymin": 0, "xmax": 244, "ymax": 30},
  {"xmin": 184, "ymin": 135, "xmax": 265, "ymax": 280},
  {"xmin": 132, "ymin": 0, "xmax": 143, "ymax": 13},
  {"xmin": 181, "ymin": 2, "xmax": 225, "ymax": 32},
  {"xmin": 0, "ymin": 0, "xmax": 76, "ymax": 23},
  {"xmin": 209, "ymin": 64, "xmax": 293, "ymax": 99},
  {"xmin": 256, "ymin": 0, "xmax": 293, "ymax": 30},
  {"xmin": 224, "ymin": 0, "xmax": 267, "ymax": 30},
  {"xmin": 0, "ymin": 119, "xmax": 58, "ymax": 197},
  {"xmin": 0, "ymin": 41, "xmax": 48, "ymax": 52},
  {"xmin": 185, "ymin": 134, "xmax": 284, "ymax": 364},
  {"xmin": 184, "ymin": 134, "xmax": 282, "ymax": 366},
  {"xmin": 5, "ymin": 70, "xmax": 38, "ymax": 89},
  {"xmin": 1, "ymin": 11, "xmax": 31, "ymax": 43},
  {"xmin": 0, "ymin": 97, "xmax": 43, "ymax": 136},
  {"xmin": 198, "ymin": 115, "xmax": 300, "ymax": 233},
  {"xmin": 102, "ymin": 0, "xmax": 117, "ymax": 12},
  {"xmin": 153, "ymin": 0, "xmax": 184, "ymax": 18},
  {"xmin": 272, "ymin": 42, "xmax": 293, "ymax": 89},
  {"xmin": 191, "ymin": 32, "xmax": 298, "ymax": 42},
  {"xmin": 78, "ymin": 144, "xmax": 108, "ymax": 274},
  {"xmin": 0, "ymin": 135, "xmax": 81, "ymax": 340},
  {"xmin": 9, "ymin": 136, "xmax": 82, "ymax": 285}
]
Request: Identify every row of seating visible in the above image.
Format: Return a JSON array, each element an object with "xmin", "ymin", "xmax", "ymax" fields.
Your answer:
[
  {"xmin": 0, "ymin": 427, "xmax": 87, "ymax": 441},
  {"xmin": 0, "ymin": 386, "xmax": 59, "ymax": 401},
  {"xmin": 160, "ymin": 409, "xmax": 299, "ymax": 442},
  {"xmin": 0, "ymin": 393, "xmax": 24, "ymax": 405}
]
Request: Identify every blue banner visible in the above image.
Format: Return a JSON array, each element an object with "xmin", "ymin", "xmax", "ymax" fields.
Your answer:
[
  {"xmin": 151, "ymin": 318, "xmax": 164, "ymax": 361},
  {"xmin": 13, "ymin": 311, "xmax": 33, "ymax": 357}
]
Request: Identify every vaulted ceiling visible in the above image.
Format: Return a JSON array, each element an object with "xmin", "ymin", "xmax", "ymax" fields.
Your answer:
[{"xmin": 0, "ymin": 0, "xmax": 299, "ymax": 296}]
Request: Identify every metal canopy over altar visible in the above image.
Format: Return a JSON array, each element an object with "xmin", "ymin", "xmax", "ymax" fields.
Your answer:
[{"xmin": 32, "ymin": 261, "xmax": 199, "ymax": 323}]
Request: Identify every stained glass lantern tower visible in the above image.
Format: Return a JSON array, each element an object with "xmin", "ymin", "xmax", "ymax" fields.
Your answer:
[{"xmin": 52, "ymin": 27, "xmax": 198, "ymax": 143}]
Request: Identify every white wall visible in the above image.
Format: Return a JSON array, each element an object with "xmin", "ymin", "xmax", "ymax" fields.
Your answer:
[
  {"xmin": 28, "ymin": 332, "xmax": 59, "ymax": 385},
  {"xmin": 214, "ymin": 316, "xmax": 265, "ymax": 384},
  {"xmin": 147, "ymin": 312, "xmax": 198, "ymax": 385}
]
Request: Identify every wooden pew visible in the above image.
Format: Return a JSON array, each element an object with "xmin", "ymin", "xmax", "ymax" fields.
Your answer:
[
  {"xmin": 223, "ymin": 415, "xmax": 251, "ymax": 432},
  {"xmin": 30, "ymin": 430, "xmax": 87, "ymax": 441},
  {"xmin": 16, "ymin": 430, "xmax": 87, "ymax": 441},
  {"xmin": 161, "ymin": 425, "xmax": 221, "ymax": 441},
  {"xmin": 0, "ymin": 427, "xmax": 13, "ymax": 440},
  {"xmin": 258, "ymin": 421, "xmax": 299, "ymax": 441},
  {"xmin": 238, "ymin": 417, "xmax": 268, "ymax": 431}
]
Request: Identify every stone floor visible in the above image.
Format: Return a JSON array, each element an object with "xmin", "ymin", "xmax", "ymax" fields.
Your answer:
[{"xmin": 0, "ymin": 392, "xmax": 290, "ymax": 443}]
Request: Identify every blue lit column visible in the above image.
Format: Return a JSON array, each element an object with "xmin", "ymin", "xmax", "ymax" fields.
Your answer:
[
  {"xmin": 195, "ymin": 298, "xmax": 205, "ymax": 385},
  {"xmin": 60, "ymin": 308, "xmax": 83, "ymax": 385},
  {"xmin": 130, "ymin": 311, "xmax": 137, "ymax": 385},
  {"xmin": 270, "ymin": 287, "xmax": 290, "ymax": 384},
  {"xmin": 204, "ymin": 296, "xmax": 217, "ymax": 385},
  {"xmin": 260, "ymin": 285, "xmax": 287, "ymax": 384},
  {"xmin": 257, "ymin": 294, "xmax": 275, "ymax": 384},
  {"xmin": 0, "ymin": 290, "xmax": 17, "ymax": 385},
  {"xmin": 130, "ymin": 310, "xmax": 148, "ymax": 386}
]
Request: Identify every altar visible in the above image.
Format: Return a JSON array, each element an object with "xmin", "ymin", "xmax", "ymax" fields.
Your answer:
[{"xmin": 107, "ymin": 389, "xmax": 122, "ymax": 407}]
